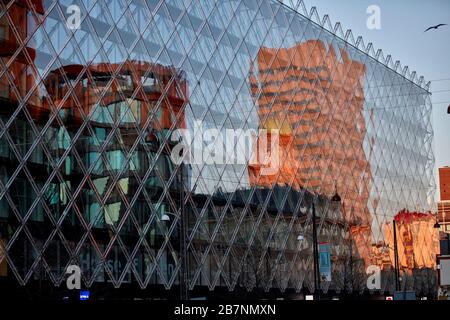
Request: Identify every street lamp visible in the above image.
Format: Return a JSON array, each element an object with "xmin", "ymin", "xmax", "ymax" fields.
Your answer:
[
  {"xmin": 447, "ymin": 105, "xmax": 450, "ymax": 114},
  {"xmin": 434, "ymin": 219, "xmax": 441, "ymax": 229}
]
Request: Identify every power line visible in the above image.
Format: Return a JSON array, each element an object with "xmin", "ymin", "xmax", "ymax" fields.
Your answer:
[
  {"xmin": 430, "ymin": 78, "xmax": 450, "ymax": 82},
  {"xmin": 431, "ymin": 89, "xmax": 450, "ymax": 94}
]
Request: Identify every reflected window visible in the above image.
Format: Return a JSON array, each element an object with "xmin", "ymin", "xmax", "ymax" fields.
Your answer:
[
  {"xmin": 14, "ymin": 178, "xmax": 43, "ymax": 221},
  {"xmin": 108, "ymin": 150, "xmax": 125, "ymax": 171},
  {"xmin": 118, "ymin": 99, "xmax": 140, "ymax": 123},
  {"xmin": 93, "ymin": 128, "xmax": 106, "ymax": 146},
  {"xmin": 86, "ymin": 152, "xmax": 103, "ymax": 174},
  {"xmin": 88, "ymin": 202, "xmax": 103, "ymax": 227},
  {"xmin": 142, "ymin": 75, "xmax": 155, "ymax": 92},
  {"xmin": 91, "ymin": 104, "xmax": 113, "ymax": 124}
]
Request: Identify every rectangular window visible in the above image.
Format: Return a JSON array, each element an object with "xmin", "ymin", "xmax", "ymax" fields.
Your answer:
[
  {"xmin": 142, "ymin": 75, "xmax": 155, "ymax": 92},
  {"xmin": 108, "ymin": 150, "xmax": 125, "ymax": 171},
  {"xmin": 87, "ymin": 152, "xmax": 103, "ymax": 174}
]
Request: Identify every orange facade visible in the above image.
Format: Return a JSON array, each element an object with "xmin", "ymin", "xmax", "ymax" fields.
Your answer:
[
  {"xmin": 43, "ymin": 61, "xmax": 188, "ymax": 131},
  {"xmin": 439, "ymin": 167, "xmax": 450, "ymax": 201},
  {"xmin": 248, "ymin": 40, "xmax": 372, "ymax": 227}
]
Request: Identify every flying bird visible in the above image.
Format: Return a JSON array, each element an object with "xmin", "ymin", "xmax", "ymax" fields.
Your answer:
[{"xmin": 424, "ymin": 24, "xmax": 447, "ymax": 32}]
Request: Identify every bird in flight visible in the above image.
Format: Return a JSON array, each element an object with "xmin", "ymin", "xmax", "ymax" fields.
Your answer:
[{"xmin": 424, "ymin": 24, "xmax": 447, "ymax": 32}]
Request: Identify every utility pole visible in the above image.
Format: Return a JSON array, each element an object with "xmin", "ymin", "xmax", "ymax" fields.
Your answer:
[{"xmin": 180, "ymin": 163, "xmax": 188, "ymax": 300}]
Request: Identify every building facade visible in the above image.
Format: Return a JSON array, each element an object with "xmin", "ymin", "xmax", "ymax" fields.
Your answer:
[
  {"xmin": 438, "ymin": 167, "xmax": 450, "ymax": 256},
  {"xmin": 0, "ymin": 0, "xmax": 436, "ymax": 299},
  {"xmin": 438, "ymin": 167, "xmax": 450, "ymax": 234}
]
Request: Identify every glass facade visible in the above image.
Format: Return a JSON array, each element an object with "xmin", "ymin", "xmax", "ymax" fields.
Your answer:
[{"xmin": 0, "ymin": 0, "xmax": 437, "ymax": 298}]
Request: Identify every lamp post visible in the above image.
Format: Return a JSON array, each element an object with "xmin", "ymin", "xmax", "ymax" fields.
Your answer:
[
  {"xmin": 163, "ymin": 163, "xmax": 188, "ymax": 300},
  {"xmin": 310, "ymin": 188, "xmax": 341, "ymax": 300},
  {"xmin": 161, "ymin": 188, "xmax": 189, "ymax": 301}
]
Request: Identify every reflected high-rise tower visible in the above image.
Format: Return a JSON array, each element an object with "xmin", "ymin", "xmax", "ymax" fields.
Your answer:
[
  {"xmin": 249, "ymin": 40, "xmax": 371, "ymax": 221},
  {"xmin": 248, "ymin": 40, "xmax": 373, "ymax": 266}
]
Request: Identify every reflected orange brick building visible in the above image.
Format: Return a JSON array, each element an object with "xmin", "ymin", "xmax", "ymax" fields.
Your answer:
[
  {"xmin": 248, "ymin": 40, "xmax": 371, "ymax": 222},
  {"xmin": 42, "ymin": 60, "xmax": 188, "ymax": 226},
  {"xmin": 44, "ymin": 61, "xmax": 187, "ymax": 132},
  {"xmin": 248, "ymin": 40, "xmax": 373, "ymax": 265}
]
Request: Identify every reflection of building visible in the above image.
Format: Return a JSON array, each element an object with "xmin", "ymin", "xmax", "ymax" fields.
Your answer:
[
  {"xmin": 248, "ymin": 41, "xmax": 372, "ymax": 267},
  {"xmin": 438, "ymin": 167, "xmax": 450, "ymax": 255},
  {"xmin": 41, "ymin": 60, "xmax": 188, "ymax": 226},
  {"xmin": 0, "ymin": 0, "xmax": 44, "ymax": 107},
  {"xmin": 196, "ymin": 186, "xmax": 367, "ymax": 294},
  {"xmin": 0, "ymin": 0, "xmax": 45, "ymax": 280},
  {"xmin": 249, "ymin": 40, "xmax": 371, "ymax": 223},
  {"xmin": 0, "ymin": 0, "xmax": 189, "ymax": 291}
]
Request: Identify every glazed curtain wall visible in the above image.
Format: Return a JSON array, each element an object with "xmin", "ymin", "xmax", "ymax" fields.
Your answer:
[{"xmin": 0, "ymin": 0, "xmax": 435, "ymax": 295}]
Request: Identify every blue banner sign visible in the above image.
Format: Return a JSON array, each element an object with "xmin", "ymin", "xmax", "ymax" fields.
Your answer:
[{"xmin": 319, "ymin": 243, "xmax": 331, "ymax": 282}]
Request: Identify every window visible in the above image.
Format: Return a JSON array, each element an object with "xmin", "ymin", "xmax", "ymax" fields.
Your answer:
[{"xmin": 142, "ymin": 74, "xmax": 155, "ymax": 92}]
